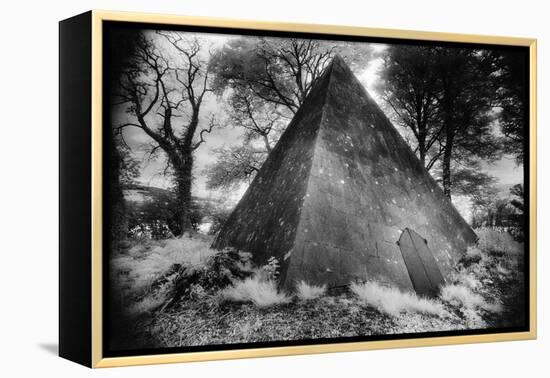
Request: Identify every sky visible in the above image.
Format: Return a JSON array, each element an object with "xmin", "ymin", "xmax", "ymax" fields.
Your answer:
[{"xmin": 115, "ymin": 31, "xmax": 524, "ymax": 219}]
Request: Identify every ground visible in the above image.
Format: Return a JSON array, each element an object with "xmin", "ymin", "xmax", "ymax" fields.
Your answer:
[{"xmin": 108, "ymin": 229, "xmax": 526, "ymax": 352}]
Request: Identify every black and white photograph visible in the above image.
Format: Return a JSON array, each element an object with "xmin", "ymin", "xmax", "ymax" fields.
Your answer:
[{"xmin": 104, "ymin": 22, "xmax": 529, "ymax": 355}]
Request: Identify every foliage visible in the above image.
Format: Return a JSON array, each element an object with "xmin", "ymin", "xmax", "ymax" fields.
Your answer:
[
  {"xmin": 489, "ymin": 51, "xmax": 527, "ymax": 164},
  {"xmin": 459, "ymin": 246, "xmax": 484, "ymax": 268},
  {"xmin": 350, "ymin": 281, "xmax": 446, "ymax": 317},
  {"xmin": 450, "ymin": 228, "xmax": 524, "ymax": 327},
  {"xmin": 476, "ymin": 228, "xmax": 523, "ymax": 256},
  {"xmin": 260, "ymin": 257, "xmax": 281, "ymax": 281},
  {"xmin": 220, "ymin": 276, "xmax": 291, "ymax": 308},
  {"xmin": 203, "ymin": 144, "xmax": 265, "ymax": 190},
  {"xmin": 471, "ymin": 186, "xmax": 524, "ymax": 241},
  {"xmin": 125, "ymin": 185, "xmax": 203, "ymax": 239},
  {"xmin": 440, "ymin": 284, "xmax": 502, "ymax": 313},
  {"xmin": 295, "ymin": 281, "xmax": 327, "ymax": 301},
  {"xmin": 379, "ymin": 45, "xmax": 506, "ymax": 199},
  {"xmin": 157, "ymin": 247, "xmax": 254, "ymax": 309},
  {"xmin": 450, "ymin": 164, "xmax": 497, "ymax": 200},
  {"xmin": 378, "ymin": 45, "xmax": 442, "ymax": 168},
  {"xmin": 211, "ymin": 37, "xmax": 374, "ymax": 114},
  {"xmin": 110, "ymin": 235, "xmax": 218, "ymax": 297},
  {"xmin": 205, "ymin": 37, "xmax": 375, "ymax": 190},
  {"xmin": 509, "ymin": 184, "xmax": 524, "ymax": 212}
]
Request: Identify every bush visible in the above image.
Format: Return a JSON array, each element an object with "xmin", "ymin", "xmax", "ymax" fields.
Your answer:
[
  {"xmin": 110, "ymin": 235, "xmax": 217, "ymax": 296},
  {"xmin": 221, "ymin": 276, "xmax": 291, "ymax": 307},
  {"xmin": 459, "ymin": 246, "xmax": 483, "ymax": 268},
  {"xmin": 258, "ymin": 257, "xmax": 280, "ymax": 281},
  {"xmin": 296, "ymin": 281, "xmax": 326, "ymax": 300},
  {"xmin": 350, "ymin": 281, "xmax": 445, "ymax": 317},
  {"xmin": 153, "ymin": 247, "xmax": 254, "ymax": 310},
  {"xmin": 476, "ymin": 228, "xmax": 522, "ymax": 256}
]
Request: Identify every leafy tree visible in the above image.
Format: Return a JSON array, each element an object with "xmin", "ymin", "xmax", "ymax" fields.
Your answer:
[
  {"xmin": 113, "ymin": 31, "xmax": 218, "ymax": 234},
  {"xmin": 107, "ymin": 28, "xmax": 143, "ymax": 241},
  {"xmin": 491, "ymin": 51, "xmax": 527, "ymax": 163},
  {"xmin": 451, "ymin": 163, "xmax": 497, "ymax": 200},
  {"xmin": 471, "ymin": 184, "xmax": 524, "ymax": 241},
  {"xmin": 380, "ymin": 45, "xmax": 503, "ymax": 199},
  {"xmin": 379, "ymin": 46, "xmax": 442, "ymax": 168},
  {"xmin": 434, "ymin": 47, "xmax": 502, "ymax": 199}
]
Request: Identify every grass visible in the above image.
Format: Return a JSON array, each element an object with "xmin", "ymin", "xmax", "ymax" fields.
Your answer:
[
  {"xmin": 440, "ymin": 284, "xmax": 503, "ymax": 316},
  {"xmin": 296, "ymin": 281, "xmax": 327, "ymax": 300},
  {"xmin": 221, "ymin": 276, "xmax": 291, "ymax": 307},
  {"xmin": 109, "ymin": 227, "xmax": 525, "ymax": 349},
  {"xmin": 350, "ymin": 281, "xmax": 446, "ymax": 317}
]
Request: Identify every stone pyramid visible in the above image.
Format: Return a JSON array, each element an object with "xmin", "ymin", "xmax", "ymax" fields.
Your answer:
[{"xmin": 212, "ymin": 55, "xmax": 477, "ymax": 296}]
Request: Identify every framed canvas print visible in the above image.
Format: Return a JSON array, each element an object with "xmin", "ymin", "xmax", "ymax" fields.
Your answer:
[{"xmin": 59, "ymin": 10, "xmax": 537, "ymax": 368}]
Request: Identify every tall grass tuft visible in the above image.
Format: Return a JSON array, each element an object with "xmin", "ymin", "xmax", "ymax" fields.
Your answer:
[
  {"xmin": 221, "ymin": 276, "xmax": 291, "ymax": 307},
  {"xmin": 440, "ymin": 284, "xmax": 502, "ymax": 313},
  {"xmin": 296, "ymin": 281, "xmax": 326, "ymax": 300},
  {"xmin": 350, "ymin": 281, "xmax": 445, "ymax": 317}
]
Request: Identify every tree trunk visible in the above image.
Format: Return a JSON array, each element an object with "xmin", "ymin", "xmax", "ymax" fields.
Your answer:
[
  {"xmin": 172, "ymin": 153, "xmax": 194, "ymax": 235},
  {"xmin": 417, "ymin": 121, "xmax": 427, "ymax": 167},
  {"xmin": 442, "ymin": 133, "xmax": 453, "ymax": 199},
  {"xmin": 262, "ymin": 134, "xmax": 272, "ymax": 153},
  {"xmin": 170, "ymin": 111, "xmax": 201, "ymax": 235},
  {"xmin": 441, "ymin": 78, "xmax": 454, "ymax": 199}
]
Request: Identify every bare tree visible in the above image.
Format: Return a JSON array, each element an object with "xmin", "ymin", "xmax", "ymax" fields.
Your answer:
[
  {"xmin": 228, "ymin": 91, "xmax": 284, "ymax": 153},
  {"xmin": 204, "ymin": 145, "xmax": 265, "ymax": 190},
  {"xmin": 115, "ymin": 31, "xmax": 217, "ymax": 234},
  {"xmin": 211, "ymin": 38, "xmax": 336, "ymax": 116}
]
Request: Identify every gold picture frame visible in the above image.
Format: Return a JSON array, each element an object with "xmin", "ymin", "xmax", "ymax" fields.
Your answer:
[{"xmin": 59, "ymin": 9, "xmax": 537, "ymax": 368}]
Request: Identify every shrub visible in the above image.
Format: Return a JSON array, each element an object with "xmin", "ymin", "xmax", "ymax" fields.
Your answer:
[
  {"xmin": 459, "ymin": 246, "xmax": 484, "ymax": 268},
  {"xmin": 110, "ymin": 235, "xmax": 217, "ymax": 296},
  {"xmin": 221, "ymin": 276, "xmax": 291, "ymax": 307},
  {"xmin": 476, "ymin": 228, "xmax": 522, "ymax": 256},
  {"xmin": 261, "ymin": 257, "xmax": 281, "ymax": 281},
  {"xmin": 152, "ymin": 247, "xmax": 254, "ymax": 310},
  {"xmin": 350, "ymin": 281, "xmax": 445, "ymax": 317},
  {"xmin": 296, "ymin": 281, "xmax": 326, "ymax": 300},
  {"xmin": 451, "ymin": 270, "xmax": 482, "ymax": 291}
]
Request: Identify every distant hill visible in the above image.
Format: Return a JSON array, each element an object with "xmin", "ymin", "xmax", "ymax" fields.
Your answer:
[{"xmin": 123, "ymin": 183, "xmax": 226, "ymax": 215}]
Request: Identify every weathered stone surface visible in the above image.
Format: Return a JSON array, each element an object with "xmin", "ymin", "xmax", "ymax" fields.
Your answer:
[{"xmin": 212, "ymin": 55, "xmax": 477, "ymax": 294}]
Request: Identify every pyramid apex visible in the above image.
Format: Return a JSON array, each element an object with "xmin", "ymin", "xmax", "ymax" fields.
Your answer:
[
  {"xmin": 331, "ymin": 54, "xmax": 346, "ymax": 64},
  {"xmin": 328, "ymin": 54, "xmax": 349, "ymax": 70}
]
